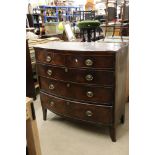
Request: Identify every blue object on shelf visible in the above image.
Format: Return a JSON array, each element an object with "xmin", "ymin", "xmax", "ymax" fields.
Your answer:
[
  {"xmin": 39, "ymin": 5, "xmax": 81, "ymax": 23},
  {"xmin": 46, "ymin": 16, "xmax": 57, "ymax": 18}
]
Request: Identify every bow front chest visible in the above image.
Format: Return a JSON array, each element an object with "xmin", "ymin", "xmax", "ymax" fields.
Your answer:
[{"xmin": 34, "ymin": 42, "xmax": 128, "ymax": 142}]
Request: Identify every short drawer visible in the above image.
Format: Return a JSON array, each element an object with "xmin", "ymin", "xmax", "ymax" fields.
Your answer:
[
  {"xmin": 40, "ymin": 92, "xmax": 67, "ymax": 115},
  {"xmin": 39, "ymin": 77, "xmax": 113, "ymax": 105},
  {"xmin": 37, "ymin": 64, "xmax": 114, "ymax": 85},
  {"xmin": 40, "ymin": 92, "xmax": 113, "ymax": 124},
  {"xmin": 66, "ymin": 55, "xmax": 115, "ymax": 69},
  {"xmin": 35, "ymin": 49, "xmax": 65, "ymax": 66}
]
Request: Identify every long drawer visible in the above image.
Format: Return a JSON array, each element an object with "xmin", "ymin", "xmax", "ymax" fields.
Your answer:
[
  {"xmin": 40, "ymin": 92, "xmax": 113, "ymax": 124},
  {"xmin": 35, "ymin": 49, "xmax": 115, "ymax": 69},
  {"xmin": 37, "ymin": 64, "xmax": 114, "ymax": 85},
  {"xmin": 39, "ymin": 77, "xmax": 113, "ymax": 105}
]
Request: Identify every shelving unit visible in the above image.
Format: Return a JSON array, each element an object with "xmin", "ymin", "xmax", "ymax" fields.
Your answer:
[
  {"xmin": 32, "ymin": 14, "xmax": 42, "ymax": 35},
  {"xmin": 39, "ymin": 5, "xmax": 81, "ymax": 23},
  {"xmin": 32, "ymin": 8, "xmax": 43, "ymax": 35}
]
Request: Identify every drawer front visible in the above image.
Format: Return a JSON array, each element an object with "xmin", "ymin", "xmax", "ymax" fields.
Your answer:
[
  {"xmin": 37, "ymin": 64, "xmax": 114, "ymax": 85},
  {"xmin": 66, "ymin": 55, "xmax": 115, "ymax": 69},
  {"xmin": 35, "ymin": 49, "xmax": 115, "ymax": 69},
  {"xmin": 40, "ymin": 92, "xmax": 67, "ymax": 115},
  {"xmin": 40, "ymin": 92, "xmax": 113, "ymax": 124},
  {"xmin": 35, "ymin": 49, "xmax": 65, "ymax": 66},
  {"xmin": 39, "ymin": 77, "xmax": 113, "ymax": 105}
]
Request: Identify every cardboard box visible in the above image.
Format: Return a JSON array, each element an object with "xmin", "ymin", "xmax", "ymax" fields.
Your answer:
[{"xmin": 45, "ymin": 22, "xmax": 60, "ymax": 34}]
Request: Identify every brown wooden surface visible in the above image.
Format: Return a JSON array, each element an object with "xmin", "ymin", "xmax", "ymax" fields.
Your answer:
[
  {"xmin": 35, "ymin": 49, "xmax": 115, "ymax": 69},
  {"xmin": 35, "ymin": 49, "xmax": 65, "ymax": 66},
  {"xmin": 34, "ymin": 42, "xmax": 128, "ymax": 142},
  {"xmin": 26, "ymin": 97, "xmax": 42, "ymax": 155},
  {"xmin": 39, "ymin": 76, "xmax": 113, "ymax": 105},
  {"xmin": 125, "ymin": 47, "xmax": 129, "ymax": 102},
  {"xmin": 26, "ymin": 98, "xmax": 32, "ymax": 120},
  {"xmin": 65, "ymin": 54, "xmax": 115, "ymax": 69},
  {"xmin": 26, "ymin": 40, "xmax": 36, "ymax": 99},
  {"xmin": 114, "ymin": 44, "xmax": 128, "ymax": 126},
  {"xmin": 36, "ymin": 63, "xmax": 114, "ymax": 85},
  {"xmin": 40, "ymin": 92, "xmax": 112, "ymax": 124}
]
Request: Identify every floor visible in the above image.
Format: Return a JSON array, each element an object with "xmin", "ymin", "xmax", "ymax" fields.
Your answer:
[{"xmin": 34, "ymin": 94, "xmax": 129, "ymax": 155}]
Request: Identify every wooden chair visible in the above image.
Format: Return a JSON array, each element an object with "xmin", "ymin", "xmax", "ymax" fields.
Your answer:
[{"xmin": 26, "ymin": 97, "xmax": 42, "ymax": 155}]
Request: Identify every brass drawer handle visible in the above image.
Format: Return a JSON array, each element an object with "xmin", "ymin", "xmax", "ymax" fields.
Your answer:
[
  {"xmin": 86, "ymin": 110, "xmax": 93, "ymax": 117},
  {"xmin": 66, "ymin": 101, "xmax": 70, "ymax": 106},
  {"xmin": 64, "ymin": 68, "xmax": 68, "ymax": 72},
  {"xmin": 46, "ymin": 56, "xmax": 52, "ymax": 62},
  {"xmin": 85, "ymin": 74, "xmax": 93, "ymax": 81},
  {"xmin": 50, "ymin": 101, "xmax": 54, "ymax": 106},
  {"xmin": 85, "ymin": 59, "xmax": 93, "ymax": 66},
  {"xmin": 49, "ymin": 84, "xmax": 55, "ymax": 90},
  {"xmin": 66, "ymin": 83, "xmax": 70, "ymax": 87},
  {"xmin": 86, "ymin": 91, "xmax": 94, "ymax": 98},
  {"xmin": 47, "ymin": 69, "xmax": 52, "ymax": 76}
]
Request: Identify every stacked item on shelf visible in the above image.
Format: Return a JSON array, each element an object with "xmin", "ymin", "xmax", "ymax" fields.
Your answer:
[
  {"xmin": 37, "ymin": 5, "xmax": 80, "ymax": 35},
  {"xmin": 39, "ymin": 5, "xmax": 80, "ymax": 23},
  {"xmin": 32, "ymin": 7, "xmax": 43, "ymax": 35},
  {"xmin": 54, "ymin": 0, "xmax": 75, "ymax": 6}
]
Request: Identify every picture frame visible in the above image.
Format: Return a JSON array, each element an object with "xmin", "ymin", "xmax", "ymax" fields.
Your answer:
[{"xmin": 62, "ymin": 21, "xmax": 76, "ymax": 42}]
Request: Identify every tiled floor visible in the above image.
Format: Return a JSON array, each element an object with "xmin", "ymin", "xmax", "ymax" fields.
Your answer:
[{"xmin": 34, "ymin": 95, "xmax": 129, "ymax": 155}]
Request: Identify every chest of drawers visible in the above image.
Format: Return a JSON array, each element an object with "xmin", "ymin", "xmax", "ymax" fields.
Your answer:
[{"xmin": 34, "ymin": 42, "xmax": 128, "ymax": 142}]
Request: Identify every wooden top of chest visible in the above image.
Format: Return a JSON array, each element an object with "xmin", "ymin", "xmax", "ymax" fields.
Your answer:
[{"xmin": 34, "ymin": 42, "xmax": 128, "ymax": 53}]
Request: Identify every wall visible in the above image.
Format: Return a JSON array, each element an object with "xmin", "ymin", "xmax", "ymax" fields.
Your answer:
[
  {"xmin": 74, "ymin": 0, "xmax": 87, "ymax": 5},
  {"xmin": 27, "ymin": 0, "xmax": 87, "ymax": 7}
]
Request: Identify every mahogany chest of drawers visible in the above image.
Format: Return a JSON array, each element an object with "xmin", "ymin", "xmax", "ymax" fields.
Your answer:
[{"xmin": 34, "ymin": 42, "xmax": 128, "ymax": 142}]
